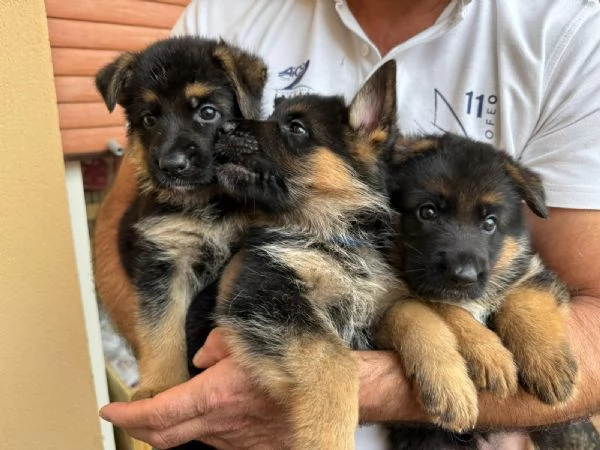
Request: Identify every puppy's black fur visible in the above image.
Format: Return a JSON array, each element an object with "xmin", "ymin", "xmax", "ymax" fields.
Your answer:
[
  {"xmin": 210, "ymin": 61, "xmax": 400, "ymax": 449},
  {"xmin": 95, "ymin": 36, "xmax": 267, "ymax": 410},
  {"xmin": 384, "ymin": 134, "xmax": 547, "ymax": 304},
  {"xmin": 378, "ymin": 134, "xmax": 578, "ymax": 448}
]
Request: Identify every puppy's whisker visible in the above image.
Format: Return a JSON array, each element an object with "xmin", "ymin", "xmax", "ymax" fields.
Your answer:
[{"xmin": 402, "ymin": 242, "xmax": 425, "ymax": 256}]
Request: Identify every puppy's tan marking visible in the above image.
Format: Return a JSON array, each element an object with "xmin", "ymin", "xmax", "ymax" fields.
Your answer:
[
  {"xmin": 390, "ymin": 137, "xmax": 437, "ymax": 165},
  {"xmin": 184, "ymin": 82, "xmax": 214, "ymax": 99},
  {"xmin": 134, "ymin": 302, "xmax": 189, "ymax": 399},
  {"xmin": 127, "ymin": 132, "xmax": 147, "ymax": 171},
  {"xmin": 479, "ymin": 192, "xmax": 503, "ymax": 205},
  {"xmin": 430, "ymin": 303, "xmax": 518, "ymax": 397},
  {"xmin": 142, "ymin": 90, "xmax": 159, "ymax": 104},
  {"xmin": 353, "ymin": 140, "xmax": 379, "ymax": 167},
  {"xmin": 490, "ymin": 236, "xmax": 520, "ymax": 276},
  {"xmin": 350, "ymin": 129, "xmax": 389, "ymax": 169},
  {"xmin": 493, "ymin": 286, "xmax": 578, "ymax": 404},
  {"xmin": 369, "ymin": 128, "xmax": 388, "ymax": 144},
  {"xmin": 376, "ymin": 300, "xmax": 478, "ymax": 432},
  {"xmin": 409, "ymin": 138, "xmax": 438, "ymax": 153},
  {"xmin": 226, "ymin": 329, "xmax": 358, "ymax": 450},
  {"xmin": 307, "ymin": 148, "xmax": 356, "ymax": 199},
  {"xmin": 218, "ymin": 250, "xmax": 246, "ymax": 304}
]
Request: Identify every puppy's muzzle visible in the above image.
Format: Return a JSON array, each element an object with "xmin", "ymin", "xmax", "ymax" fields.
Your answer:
[
  {"xmin": 153, "ymin": 137, "xmax": 207, "ymax": 178},
  {"xmin": 159, "ymin": 148, "xmax": 193, "ymax": 176},
  {"xmin": 439, "ymin": 251, "xmax": 488, "ymax": 287}
]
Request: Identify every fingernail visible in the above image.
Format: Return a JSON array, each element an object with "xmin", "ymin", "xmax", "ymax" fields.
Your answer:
[
  {"xmin": 99, "ymin": 407, "xmax": 107, "ymax": 419},
  {"xmin": 192, "ymin": 347, "xmax": 204, "ymax": 367}
]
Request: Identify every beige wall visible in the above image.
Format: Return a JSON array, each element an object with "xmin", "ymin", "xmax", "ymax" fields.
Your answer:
[{"xmin": 0, "ymin": 1, "xmax": 103, "ymax": 449}]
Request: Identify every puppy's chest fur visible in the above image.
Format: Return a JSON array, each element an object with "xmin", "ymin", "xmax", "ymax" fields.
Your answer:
[
  {"xmin": 121, "ymin": 198, "xmax": 246, "ymax": 320},
  {"xmin": 251, "ymin": 228, "xmax": 397, "ymax": 350}
]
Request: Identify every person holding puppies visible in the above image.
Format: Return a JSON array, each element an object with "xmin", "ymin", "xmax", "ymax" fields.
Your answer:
[{"xmin": 98, "ymin": 0, "xmax": 600, "ymax": 449}]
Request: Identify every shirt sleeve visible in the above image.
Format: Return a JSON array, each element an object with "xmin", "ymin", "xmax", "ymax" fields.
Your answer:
[{"xmin": 520, "ymin": 3, "xmax": 600, "ymax": 210}]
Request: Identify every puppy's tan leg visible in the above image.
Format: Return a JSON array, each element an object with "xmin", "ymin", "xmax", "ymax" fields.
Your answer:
[
  {"xmin": 493, "ymin": 286, "xmax": 578, "ymax": 404},
  {"xmin": 376, "ymin": 301, "xmax": 478, "ymax": 432},
  {"xmin": 94, "ymin": 156, "xmax": 140, "ymax": 352},
  {"xmin": 431, "ymin": 303, "xmax": 518, "ymax": 397},
  {"xmin": 226, "ymin": 330, "xmax": 358, "ymax": 450},
  {"xmin": 133, "ymin": 290, "xmax": 190, "ymax": 400}
]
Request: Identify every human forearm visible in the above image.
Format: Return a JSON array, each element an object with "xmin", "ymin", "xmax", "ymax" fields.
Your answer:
[{"xmin": 357, "ymin": 295, "xmax": 600, "ymax": 428}]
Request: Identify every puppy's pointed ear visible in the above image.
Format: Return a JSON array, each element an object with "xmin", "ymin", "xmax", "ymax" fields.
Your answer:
[
  {"xmin": 504, "ymin": 159, "xmax": 549, "ymax": 218},
  {"xmin": 349, "ymin": 60, "xmax": 397, "ymax": 134},
  {"xmin": 96, "ymin": 52, "xmax": 136, "ymax": 112},
  {"xmin": 214, "ymin": 43, "xmax": 268, "ymax": 119}
]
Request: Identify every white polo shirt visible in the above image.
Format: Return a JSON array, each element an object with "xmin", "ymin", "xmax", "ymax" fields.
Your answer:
[
  {"xmin": 172, "ymin": 0, "xmax": 600, "ymax": 447},
  {"xmin": 174, "ymin": 0, "xmax": 600, "ymax": 211}
]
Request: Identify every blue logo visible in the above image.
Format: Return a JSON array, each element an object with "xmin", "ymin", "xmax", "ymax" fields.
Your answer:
[
  {"xmin": 274, "ymin": 60, "xmax": 313, "ymax": 98},
  {"xmin": 278, "ymin": 60, "xmax": 310, "ymax": 90}
]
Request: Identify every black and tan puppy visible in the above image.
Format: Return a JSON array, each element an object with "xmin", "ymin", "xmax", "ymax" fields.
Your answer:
[
  {"xmin": 377, "ymin": 133, "xmax": 578, "ymax": 435},
  {"xmin": 94, "ymin": 36, "xmax": 267, "ymax": 399},
  {"xmin": 211, "ymin": 61, "xmax": 400, "ymax": 449}
]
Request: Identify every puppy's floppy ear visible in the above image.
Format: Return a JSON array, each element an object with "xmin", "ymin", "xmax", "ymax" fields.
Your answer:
[
  {"xmin": 214, "ymin": 43, "xmax": 268, "ymax": 119},
  {"xmin": 504, "ymin": 159, "xmax": 549, "ymax": 218},
  {"xmin": 349, "ymin": 60, "xmax": 397, "ymax": 134},
  {"xmin": 96, "ymin": 52, "xmax": 136, "ymax": 112}
]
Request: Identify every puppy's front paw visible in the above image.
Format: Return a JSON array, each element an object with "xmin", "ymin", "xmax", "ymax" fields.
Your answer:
[
  {"xmin": 131, "ymin": 386, "xmax": 164, "ymax": 401},
  {"xmin": 519, "ymin": 345, "xmax": 578, "ymax": 404},
  {"xmin": 416, "ymin": 363, "xmax": 479, "ymax": 432},
  {"xmin": 464, "ymin": 336, "xmax": 518, "ymax": 398},
  {"xmin": 132, "ymin": 379, "xmax": 183, "ymax": 401}
]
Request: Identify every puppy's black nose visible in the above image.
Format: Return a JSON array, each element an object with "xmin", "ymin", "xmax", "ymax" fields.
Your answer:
[
  {"xmin": 159, "ymin": 151, "xmax": 191, "ymax": 175},
  {"xmin": 218, "ymin": 121, "xmax": 238, "ymax": 136},
  {"xmin": 449, "ymin": 262, "xmax": 479, "ymax": 285}
]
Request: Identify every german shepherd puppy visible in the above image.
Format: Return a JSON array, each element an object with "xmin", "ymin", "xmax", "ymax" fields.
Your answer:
[
  {"xmin": 210, "ymin": 61, "xmax": 399, "ymax": 449},
  {"xmin": 94, "ymin": 36, "xmax": 267, "ymax": 400},
  {"xmin": 377, "ymin": 134, "xmax": 578, "ymax": 437}
]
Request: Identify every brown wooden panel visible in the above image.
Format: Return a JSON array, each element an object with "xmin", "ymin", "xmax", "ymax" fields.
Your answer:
[
  {"xmin": 52, "ymin": 48, "xmax": 120, "ymax": 76},
  {"xmin": 54, "ymin": 77, "xmax": 101, "ymax": 103},
  {"xmin": 58, "ymin": 103, "xmax": 125, "ymax": 129},
  {"xmin": 48, "ymin": 18, "xmax": 169, "ymax": 51},
  {"xmin": 61, "ymin": 126, "xmax": 127, "ymax": 156},
  {"xmin": 44, "ymin": 0, "xmax": 184, "ymax": 29}
]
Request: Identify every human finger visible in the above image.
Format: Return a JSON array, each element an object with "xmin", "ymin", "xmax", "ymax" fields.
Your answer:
[
  {"xmin": 193, "ymin": 327, "xmax": 231, "ymax": 368},
  {"xmin": 99, "ymin": 375, "xmax": 208, "ymax": 430}
]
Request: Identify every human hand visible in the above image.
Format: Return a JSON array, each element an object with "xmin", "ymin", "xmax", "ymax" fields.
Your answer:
[{"xmin": 100, "ymin": 329, "xmax": 289, "ymax": 449}]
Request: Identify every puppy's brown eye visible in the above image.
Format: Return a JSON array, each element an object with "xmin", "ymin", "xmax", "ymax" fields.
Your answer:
[
  {"xmin": 199, "ymin": 105, "xmax": 220, "ymax": 121},
  {"xmin": 482, "ymin": 215, "xmax": 497, "ymax": 233},
  {"xmin": 143, "ymin": 115, "xmax": 157, "ymax": 129},
  {"xmin": 418, "ymin": 203, "xmax": 437, "ymax": 221},
  {"xmin": 288, "ymin": 119, "xmax": 308, "ymax": 136}
]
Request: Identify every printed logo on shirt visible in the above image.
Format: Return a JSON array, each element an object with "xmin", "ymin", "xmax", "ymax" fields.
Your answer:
[
  {"xmin": 275, "ymin": 60, "xmax": 314, "ymax": 98},
  {"xmin": 433, "ymin": 89, "xmax": 468, "ymax": 136},
  {"xmin": 432, "ymin": 89, "xmax": 499, "ymax": 141}
]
